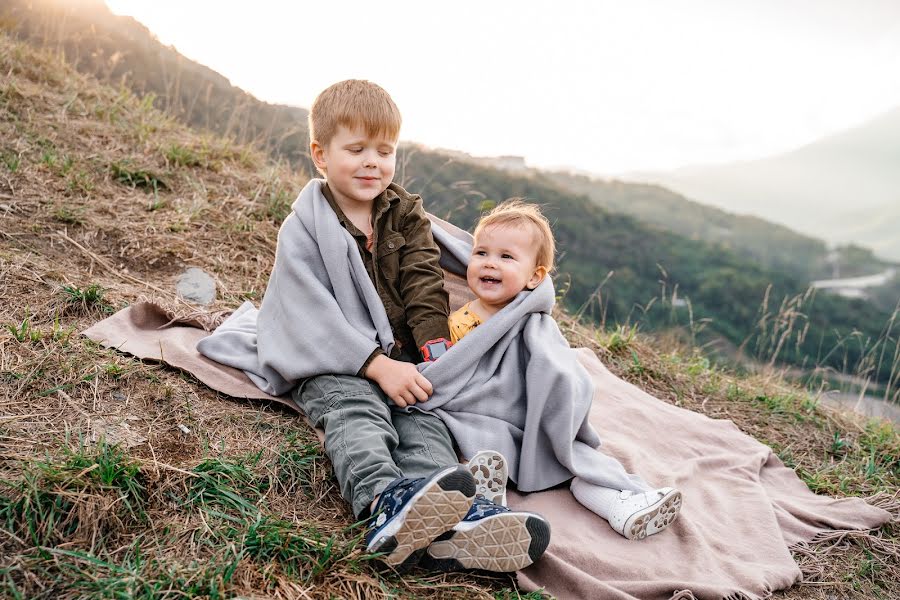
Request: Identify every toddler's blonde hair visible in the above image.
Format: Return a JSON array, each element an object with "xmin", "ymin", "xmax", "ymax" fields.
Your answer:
[{"xmin": 474, "ymin": 199, "xmax": 555, "ymax": 272}]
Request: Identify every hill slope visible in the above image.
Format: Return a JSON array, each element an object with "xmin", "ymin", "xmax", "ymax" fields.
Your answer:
[{"xmin": 0, "ymin": 32, "xmax": 897, "ymax": 599}]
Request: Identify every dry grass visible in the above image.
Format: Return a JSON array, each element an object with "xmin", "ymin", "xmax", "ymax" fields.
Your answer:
[
  {"xmin": 0, "ymin": 35, "xmax": 535, "ymax": 599},
  {"xmin": 0, "ymin": 32, "xmax": 897, "ymax": 599}
]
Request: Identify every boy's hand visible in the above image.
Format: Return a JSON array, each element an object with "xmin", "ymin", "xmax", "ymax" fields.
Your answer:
[{"xmin": 365, "ymin": 354, "xmax": 434, "ymax": 407}]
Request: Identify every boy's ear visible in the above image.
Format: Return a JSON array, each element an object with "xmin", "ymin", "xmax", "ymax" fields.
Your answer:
[
  {"xmin": 310, "ymin": 140, "xmax": 327, "ymax": 173},
  {"xmin": 526, "ymin": 266, "xmax": 548, "ymax": 290}
]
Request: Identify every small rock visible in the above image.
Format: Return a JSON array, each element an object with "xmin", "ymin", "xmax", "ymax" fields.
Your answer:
[
  {"xmin": 91, "ymin": 417, "xmax": 147, "ymax": 448},
  {"xmin": 177, "ymin": 423, "xmax": 191, "ymax": 434},
  {"xmin": 176, "ymin": 267, "xmax": 216, "ymax": 305}
]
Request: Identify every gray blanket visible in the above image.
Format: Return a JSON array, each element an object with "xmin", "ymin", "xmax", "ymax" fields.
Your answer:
[{"xmin": 198, "ymin": 179, "xmax": 647, "ymax": 492}]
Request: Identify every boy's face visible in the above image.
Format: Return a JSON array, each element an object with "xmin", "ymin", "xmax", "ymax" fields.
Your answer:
[
  {"xmin": 468, "ymin": 224, "xmax": 547, "ymax": 313},
  {"xmin": 310, "ymin": 125, "xmax": 397, "ymax": 210}
]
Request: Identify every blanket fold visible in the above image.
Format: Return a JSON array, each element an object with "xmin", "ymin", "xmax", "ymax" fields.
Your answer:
[{"xmin": 197, "ymin": 179, "xmax": 395, "ymax": 396}]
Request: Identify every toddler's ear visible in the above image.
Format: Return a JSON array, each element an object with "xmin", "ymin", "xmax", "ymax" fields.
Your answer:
[{"xmin": 526, "ymin": 266, "xmax": 548, "ymax": 290}]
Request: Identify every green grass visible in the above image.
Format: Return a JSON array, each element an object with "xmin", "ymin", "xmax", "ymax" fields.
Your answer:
[
  {"xmin": 597, "ymin": 324, "xmax": 638, "ymax": 353},
  {"xmin": 750, "ymin": 390, "xmax": 898, "ymax": 496},
  {"xmin": 493, "ymin": 591, "xmax": 549, "ymax": 600},
  {"xmin": 52, "ymin": 205, "xmax": 84, "ymax": 225},
  {"xmin": 185, "ymin": 455, "xmax": 267, "ymax": 519},
  {"xmin": 5, "ymin": 309, "xmax": 40, "ymax": 343},
  {"xmin": 1, "ymin": 150, "xmax": 19, "ymax": 172},
  {"xmin": 110, "ymin": 160, "xmax": 166, "ymax": 192},
  {"xmin": 273, "ymin": 439, "xmax": 323, "ymax": 495},
  {"xmin": 164, "ymin": 143, "xmax": 203, "ymax": 168},
  {"xmin": 232, "ymin": 515, "xmax": 368, "ymax": 582},
  {"xmin": 264, "ymin": 187, "xmax": 292, "ymax": 223},
  {"xmin": 252, "ymin": 171, "xmax": 293, "ymax": 224},
  {"xmin": 62, "ymin": 283, "xmax": 105, "ymax": 306},
  {"xmin": 0, "ymin": 442, "xmax": 146, "ymax": 550},
  {"xmin": 26, "ymin": 544, "xmax": 242, "ymax": 600}
]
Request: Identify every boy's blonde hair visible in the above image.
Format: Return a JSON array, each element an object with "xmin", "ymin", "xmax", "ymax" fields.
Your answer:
[
  {"xmin": 474, "ymin": 199, "xmax": 555, "ymax": 272},
  {"xmin": 308, "ymin": 80, "xmax": 402, "ymax": 147}
]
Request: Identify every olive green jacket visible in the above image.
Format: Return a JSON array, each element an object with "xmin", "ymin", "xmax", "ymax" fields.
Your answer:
[{"xmin": 323, "ymin": 182, "xmax": 451, "ymax": 373}]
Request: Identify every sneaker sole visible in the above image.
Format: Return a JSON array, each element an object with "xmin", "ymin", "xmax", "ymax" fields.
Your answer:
[
  {"xmin": 367, "ymin": 465, "xmax": 475, "ymax": 569},
  {"xmin": 467, "ymin": 450, "xmax": 508, "ymax": 505},
  {"xmin": 623, "ymin": 489, "xmax": 682, "ymax": 540},
  {"xmin": 423, "ymin": 512, "xmax": 551, "ymax": 572}
]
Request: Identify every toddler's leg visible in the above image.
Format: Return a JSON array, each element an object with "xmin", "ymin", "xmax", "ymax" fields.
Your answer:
[
  {"xmin": 465, "ymin": 450, "xmax": 508, "ymax": 505},
  {"xmin": 571, "ymin": 477, "xmax": 682, "ymax": 540}
]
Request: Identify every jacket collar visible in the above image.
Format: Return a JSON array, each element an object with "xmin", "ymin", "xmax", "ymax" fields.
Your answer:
[{"xmin": 322, "ymin": 182, "xmax": 400, "ymax": 237}]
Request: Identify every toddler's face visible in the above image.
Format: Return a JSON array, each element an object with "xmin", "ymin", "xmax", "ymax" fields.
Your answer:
[
  {"xmin": 467, "ymin": 224, "xmax": 546, "ymax": 313},
  {"xmin": 311, "ymin": 125, "xmax": 397, "ymax": 209}
]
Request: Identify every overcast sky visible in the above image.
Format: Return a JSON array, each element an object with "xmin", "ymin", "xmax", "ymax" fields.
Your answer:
[{"xmin": 106, "ymin": 0, "xmax": 900, "ymax": 175}]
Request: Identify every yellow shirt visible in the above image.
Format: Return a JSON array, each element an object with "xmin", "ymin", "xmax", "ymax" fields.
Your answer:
[{"xmin": 448, "ymin": 302, "xmax": 483, "ymax": 343}]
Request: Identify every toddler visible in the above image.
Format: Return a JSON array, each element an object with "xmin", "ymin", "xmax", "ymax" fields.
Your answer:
[{"xmin": 449, "ymin": 200, "xmax": 682, "ymax": 540}]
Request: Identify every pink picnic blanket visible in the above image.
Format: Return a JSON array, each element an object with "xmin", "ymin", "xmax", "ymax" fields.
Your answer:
[{"xmin": 83, "ymin": 298, "xmax": 892, "ymax": 600}]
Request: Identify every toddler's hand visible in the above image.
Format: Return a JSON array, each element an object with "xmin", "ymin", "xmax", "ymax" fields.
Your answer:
[{"xmin": 365, "ymin": 354, "xmax": 434, "ymax": 407}]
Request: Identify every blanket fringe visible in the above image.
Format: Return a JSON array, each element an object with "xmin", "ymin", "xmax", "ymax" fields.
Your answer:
[
  {"xmin": 866, "ymin": 490, "xmax": 900, "ymax": 519},
  {"xmin": 669, "ymin": 591, "xmax": 769, "ymax": 600},
  {"xmin": 790, "ymin": 490, "xmax": 900, "ymax": 582}
]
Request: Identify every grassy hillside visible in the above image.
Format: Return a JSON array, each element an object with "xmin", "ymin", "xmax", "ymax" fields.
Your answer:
[
  {"xmin": 1, "ymin": 0, "xmax": 311, "ymax": 165},
  {"xmin": 0, "ymin": 32, "xmax": 898, "ymax": 600},
  {"xmin": 5, "ymin": 0, "xmax": 898, "ymax": 391}
]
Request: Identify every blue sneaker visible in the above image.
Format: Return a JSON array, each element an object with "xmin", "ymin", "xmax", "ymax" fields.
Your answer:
[
  {"xmin": 421, "ymin": 496, "xmax": 551, "ymax": 572},
  {"xmin": 365, "ymin": 465, "xmax": 476, "ymax": 570}
]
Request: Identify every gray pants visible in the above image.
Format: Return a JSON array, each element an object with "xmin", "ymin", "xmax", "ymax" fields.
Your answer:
[{"xmin": 293, "ymin": 373, "xmax": 458, "ymax": 517}]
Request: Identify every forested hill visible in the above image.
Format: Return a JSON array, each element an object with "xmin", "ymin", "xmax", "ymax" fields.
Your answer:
[
  {"xmin": 397, "ymin": 148, "xmax": 897, "ymax": 384},
  {"xmin": 3, "ymin": 0, "xmax": 896, "ymax": 385}
]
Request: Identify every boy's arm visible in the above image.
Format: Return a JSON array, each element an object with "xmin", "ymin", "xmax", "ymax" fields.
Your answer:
[{"xmin": 397, "ymin": 198, "xmax": 452, "ymax": 350}]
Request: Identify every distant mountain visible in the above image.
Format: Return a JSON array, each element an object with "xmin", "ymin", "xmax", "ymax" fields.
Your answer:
[
  {"xmin": 820, "ymin": 200, "xmax": 900, "ymax": 263},
  {"xmin": 627, "ymin": 106, "xmax": 900, "ymax": 261}
]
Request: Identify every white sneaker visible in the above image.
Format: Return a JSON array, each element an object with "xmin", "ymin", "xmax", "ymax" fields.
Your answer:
[
  {"xmin": 607, "ymin": 487, "xmax": 682, "ymax": 540},
  {"xmin": 465, "ymin": 450, "xmax": 508, "ymax": 505}
]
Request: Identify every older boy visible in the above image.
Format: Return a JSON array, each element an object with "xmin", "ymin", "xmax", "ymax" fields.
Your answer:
[{"xmin": 289, "ymin": 80, "xmax": 549, "ymax": 572}]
